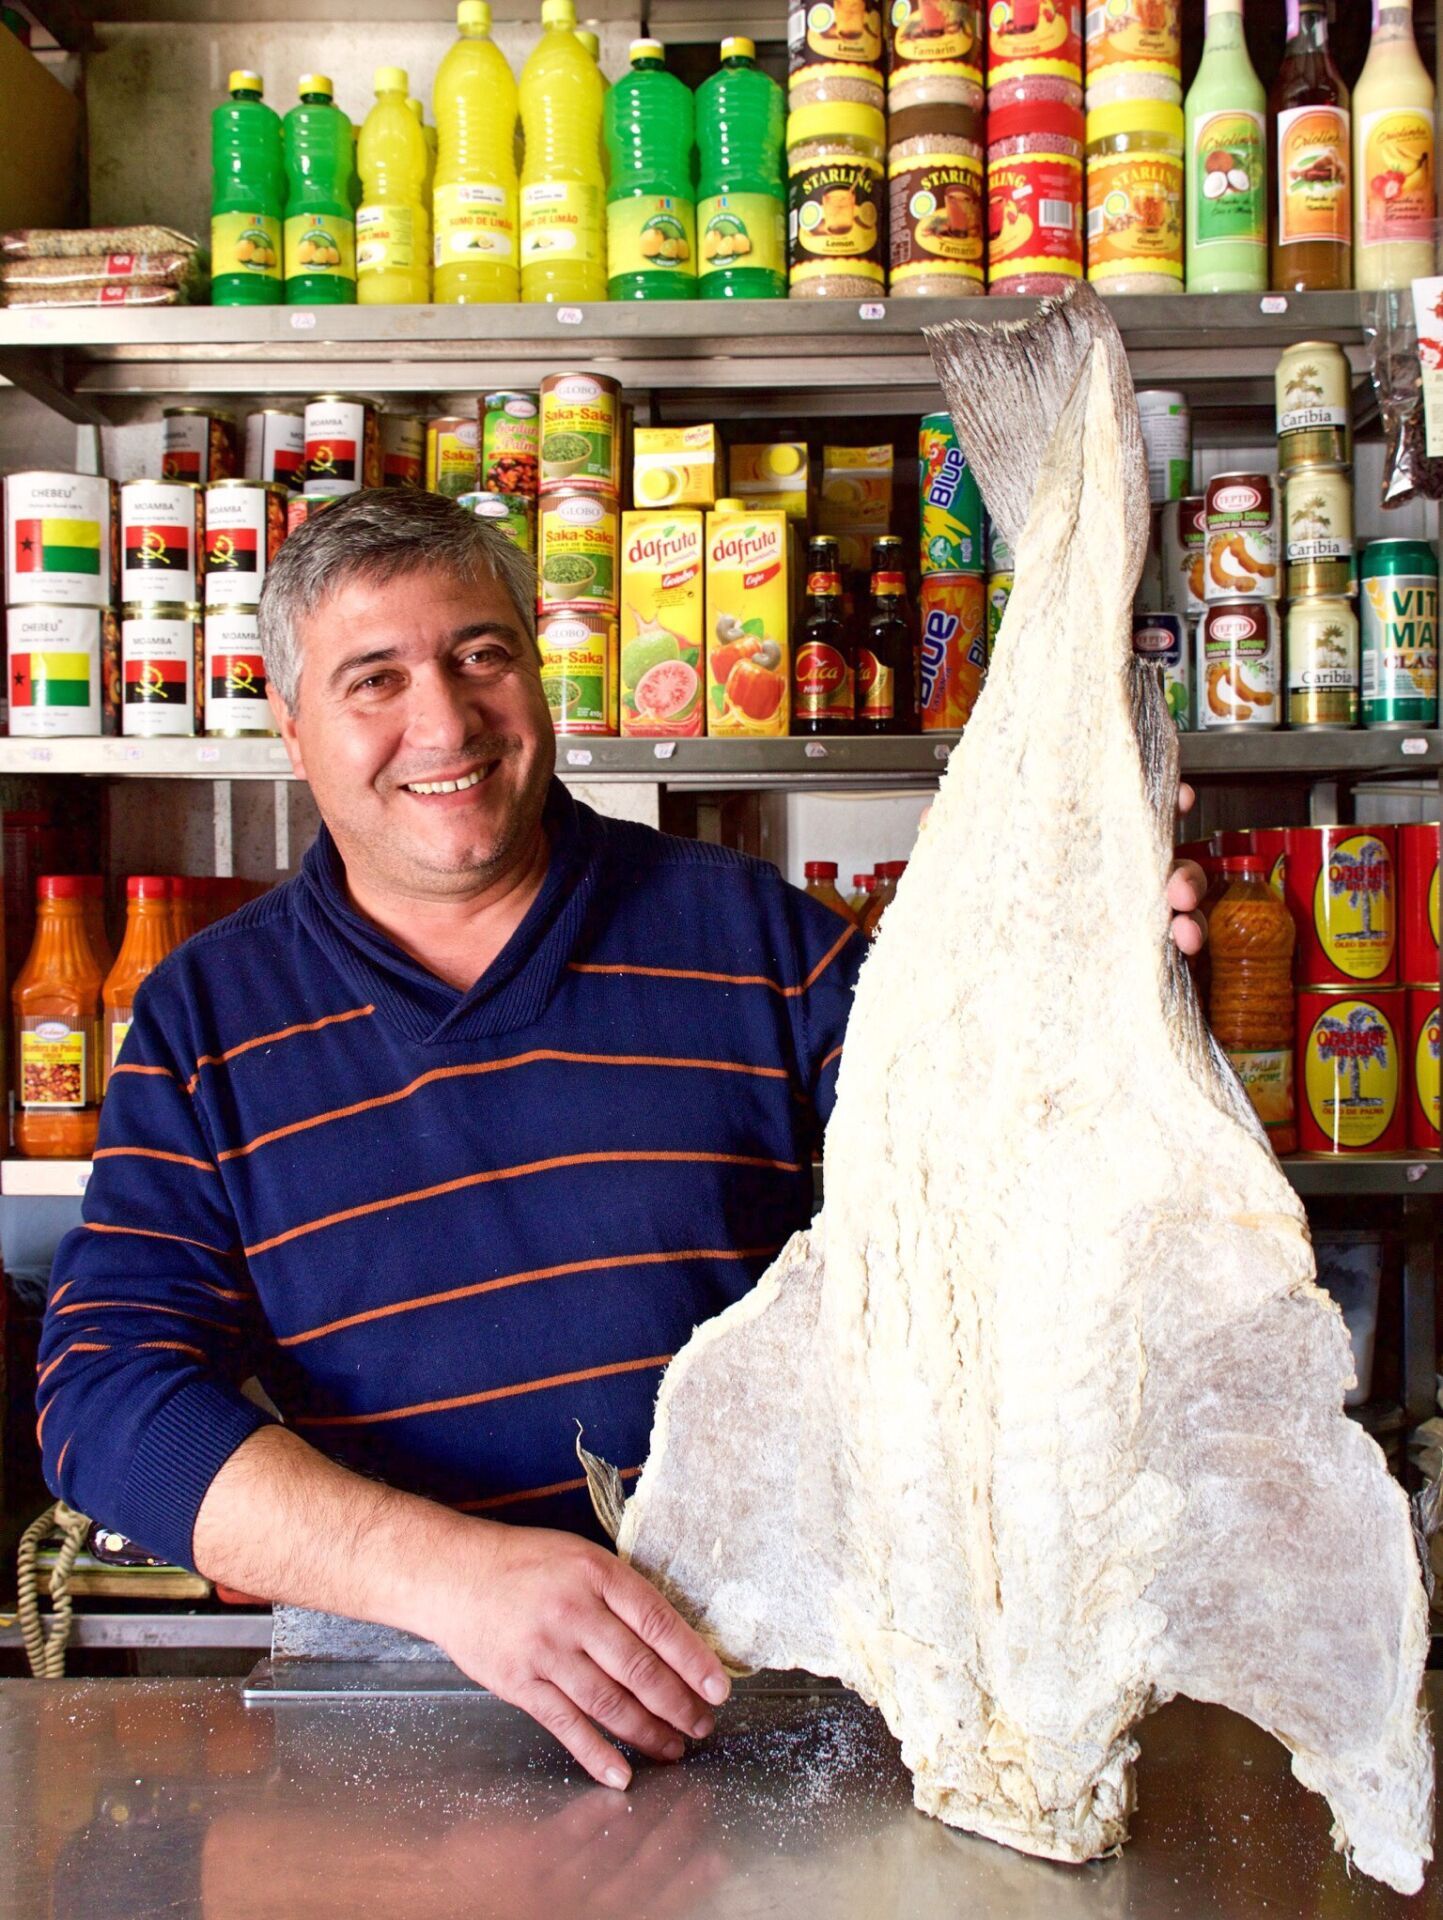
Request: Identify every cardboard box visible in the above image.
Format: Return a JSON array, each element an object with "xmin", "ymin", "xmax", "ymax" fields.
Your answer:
[{"xmin": 0, "ymin": 36, "xmax": 82, "ymax": 233}]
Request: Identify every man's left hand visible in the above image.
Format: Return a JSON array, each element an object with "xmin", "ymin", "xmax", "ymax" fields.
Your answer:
[{"xmin": 1168, "ymin": 781, "xmax": 1207, "ymax": 957}]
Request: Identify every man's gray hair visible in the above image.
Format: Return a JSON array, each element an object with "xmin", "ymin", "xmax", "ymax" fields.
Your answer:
[{"xmin": 258, "ymin": 487, "xmax": 538, "ymax": 711}]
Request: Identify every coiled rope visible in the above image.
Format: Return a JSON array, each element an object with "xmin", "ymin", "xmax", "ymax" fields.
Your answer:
[{"xmin": 16, "ymin": 1501, "xmax": 92, "ymax": 1678}]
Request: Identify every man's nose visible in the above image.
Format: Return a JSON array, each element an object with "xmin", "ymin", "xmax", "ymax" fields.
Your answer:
[{"xmin": 404, "ymin": 663, "xmax": 482, "ymax": 748}]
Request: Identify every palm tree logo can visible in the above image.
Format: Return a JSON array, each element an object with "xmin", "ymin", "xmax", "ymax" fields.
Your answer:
[
  {"xmin": 1298, "ymin": 987, "xmax": 1403, "ymax": 1152},
  {"xmin": 1406, "ymin": 987, "xmax": 1441, "ymax": 1151},
  {"xmin": 1284, "ymin": 825, "xmax": 1397, "ymax": 985}
]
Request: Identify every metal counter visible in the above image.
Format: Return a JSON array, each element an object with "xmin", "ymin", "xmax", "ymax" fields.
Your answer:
[{"xmin": 2, "ymin": 1667, "xmax": 1440, "ymax": 1919}]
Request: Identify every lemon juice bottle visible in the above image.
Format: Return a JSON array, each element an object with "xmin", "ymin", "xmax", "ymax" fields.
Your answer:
[
  {"xmin": 520, "ymin": 0, "xmax": 607, "ymax": 303},
  {"xmin": 433, "ymin": 0, "xmax": 519, "ymax": 304},
  {"xmin": 407, "ymin": 96, "xmax": 436, "ymax": 273},
  {"xmin": 606, "ymin": 40, "xmax": 696, "ymax": 301},
  {"xmin": 211, "ymin": 70, "xmax": 283, "ymax": 306},
  {"xmin": 283, "ymin": 75, "xmax": 357, "ymax": 304},
  {"xmin": 357, "ymin": 67, "xmax": 430, "ymax": 304}
]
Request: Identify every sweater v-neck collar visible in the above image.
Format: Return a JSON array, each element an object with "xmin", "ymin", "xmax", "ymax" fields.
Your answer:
[{"xmin": 293, "ymin": 778, "xmax": 598, "ymax": 1043}]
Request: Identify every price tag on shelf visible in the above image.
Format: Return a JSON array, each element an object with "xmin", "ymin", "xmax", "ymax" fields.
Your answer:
[
  {"xmin": 75, "ymin": 1165, "xmax": 90, "ymax": 1193},
  {"xmin": 933, "ymin": 743, "xmax": 951, "ymax": 763},
  {"xmin": 565, "ymin": 747, "xmax": 593, "ymax": 767},
  {"xmin": 1259, "ymin": 296, "xmax": 1288, "ymax": 315},
  {"xmin": 1408, "ymin": 1162, "xmax": 1430, "ymax": 1182},
  {"xmin": 804, "ymin": 742, "xmax": 829, "ymax": 759},
  {"xmin": 268, "ymin": 745, "xmax": 290, "ymax": 762},
  {"xmin": 1401, "ymin": 736, "xmax": 1429, "ymax": 756},
  {"xmin": 859, "ymin": 302, "xmax": 886, "ymax": 321},
  {"xmin": 121, "ymin": 746, "xmax": 142, "ymax": 762},
  {"xmin": 290, "ymin": 311, "xmax": 318, "ymax": 330},
  {"xmin": 557, "ymin": 307, "xmax": 584, "ymax": 326},
  {"xmin": 653, "ymin": 741, "xmax": 676, "ymax": 760},
  {"xmin": 26, "ymin": 747, "xmax": 52, "ymax": 763},
  {"xmin": 197, "ymin": 744, "xmax": 220, "ymax": 763}
]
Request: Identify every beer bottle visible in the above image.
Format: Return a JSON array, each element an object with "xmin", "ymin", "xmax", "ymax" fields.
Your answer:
[
  {"xmin": 793, "ymin": 536, "xmax": 854, "ymax": 737},
  {"xmin": 858, "ymin": 536, "xmax": 912, "ymax": 734}
]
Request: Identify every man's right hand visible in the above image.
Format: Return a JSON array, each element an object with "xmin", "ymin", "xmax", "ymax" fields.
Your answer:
[{"xmin": 424, "ymin": 1521, "xmax": 731, "ymax": 1789}]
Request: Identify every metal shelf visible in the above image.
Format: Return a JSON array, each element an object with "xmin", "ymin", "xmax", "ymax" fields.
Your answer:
[
  {"xmin": 1, "ymin": 1158, "xmax": 89, "ymax": 1196},
  {"xmin": 0, "ymin": 1608, "xmax": 270, "ymax": 1650}
]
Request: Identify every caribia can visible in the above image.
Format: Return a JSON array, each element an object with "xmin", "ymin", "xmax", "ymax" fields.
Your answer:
[
  {"xmin": 920, "ymin": 573, "xmax": 986, "ymax": 730},
  {"xmin": 1297, "ymin": 986, "xmax": 1404, "ymax": 1153},
  {"xmin": 1284, "ymin": 823, "xmax": 1396, "ymax": 986},
  {"xmin": 919, "ymin": 412, "xmax": 983, "ymax": 574},
  {"xmin": 1360, "ymin": 539, "xmax": 1439, "ymax": 728},
  {"xmin": 1131, "ymin": 611, "xmax": 1189, "ymax": 727}
]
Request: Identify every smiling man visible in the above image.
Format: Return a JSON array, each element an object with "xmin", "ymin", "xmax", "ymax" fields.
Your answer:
[{"xmin": 37, "ymin": 489, "xmax": 1207, "ymax": 1789}]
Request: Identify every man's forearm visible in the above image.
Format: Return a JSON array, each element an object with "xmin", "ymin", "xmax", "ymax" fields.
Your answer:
[{"xmin": 192, "ymin": 1425, "xmax": 480, "ymax": 1642}]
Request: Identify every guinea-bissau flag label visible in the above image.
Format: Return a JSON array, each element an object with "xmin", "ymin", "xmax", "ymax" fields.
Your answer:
[
  {"xmin": 305, "ymin": 438, "xmax": 356, "ymax": 483},
  {"xmin": 206, "ymin": 525, "xmax": 258, "ymax": 573},
  {"xmin": 13, "ymin": 517, "xmax": 101, "ymax": 577},
  {"xmin": 11, "ymin": 652, "xmax": 94, "ymax": 707},
  {"xmin": 125, "ymin": 523, "xmax": 190, "ymax": 571},
  {"xmin": 124, "ymin": 655, "xmax": 189, "ymax": 703},
  {"xmin": 210, "ymin": 654, "xmax": 267, "ymax": 701}
]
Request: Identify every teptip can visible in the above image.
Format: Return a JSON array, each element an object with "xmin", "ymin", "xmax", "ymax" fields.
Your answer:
[
  {"xmin": 162, "ymin": 406, "xmax": 237, "ymax": 485},
  {"xmin": 4, "ymin": 471, "xmax": 117, "ymax": 608},
  {"xmin": 203, "ymin": 480, "xmax": 287, "ymax": 607},
  {"xmin": 243, "ymin": 409, "xmax": 305, "ymax": 492},
  {"xmin": 1197, "ymin": 600, "xmax": 1280, "ymax": 729},
  {"xmin": 1160, "ymin": 495, "xmax": 1206, "ymax": 617},
  {"xmin": 120, "ymin": 602, "xmax": 199, "ymax": 736},
  {"xmin": 1204, "ymin": 471, "xmax": 1280, "ymax": 603},
  {"xmin": 304, "ymin": 395, "xmax": 381, "ymax": 495},
  {"xmin": 1296, "ymin": 985, "xmax": 1403, "ymax": 1153},
  {"xmin": 919, "ymin": 413, "xmax": 984, "ymax": 574},
  {"xmin": 1286, "ymin": 595, "xmax": 1358, "ymax": 729},
  {"xmin": 1360, "ymin": 539, "xmax": 1439, "ymax": 728},
  {"xmin": 1282, "ymin": 465, "xmax": 1354, "ymax": 599},
  {"xmin": 1276, "ymin": 340, "xmax": 1352, "ymax": 469},
  {"xmin": 119, "ymin": 479, "xmax": 202, "ymax": 606},
  {"xmin": 1132, "ymin": 611, "xmax": 1190, "ymax": 728}
]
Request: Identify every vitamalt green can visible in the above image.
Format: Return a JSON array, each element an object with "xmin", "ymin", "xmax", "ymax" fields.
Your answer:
[{"xmin": 1360, "ymin": 539, "xmax": 1439, "ymax": 729}]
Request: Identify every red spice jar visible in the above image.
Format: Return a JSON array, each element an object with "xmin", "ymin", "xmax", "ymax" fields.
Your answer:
[{"xmin": 986, "ymin": 99, "xmax": 1085, "ymax": 296}]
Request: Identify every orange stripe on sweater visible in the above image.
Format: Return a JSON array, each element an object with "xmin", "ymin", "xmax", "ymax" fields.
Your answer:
[
  {"xmin": 50, "ymin": 1279, "xmax": 75, "ymax": 1307},
  {"xmin": 568, "ymin": 923, "xmax": 857, "ymax": 998},
  {"xmin": 84, "ymin": 1220, "xmax": 236, "ymax": 1257},
  {"xmin": 138, "ymin": 1339, "xmax": 207, "ymax": 1361},
  {"xmin": 36, "ymin": 1344, "xmax": 110, "ymax": 1442},
  {"xmin": 94, "ymin": 1145, "xmax": 217, "ymax": 1174},
  {"xmin": 55, "ymin": 1298, "xmax": 241, "ymax": 1335},
  {"xmin": 821, "ymin": 1042, "xmax": 844, "ymax": 1071},
  {"xmin": 457, "ymin": 1466, "xmax": 642, "ymax": 1514},
  {"xmin": 280, "ymin": 1243, "xmax": 779, "ymax": 1347},
  {"xmin": 220, "ymin": 1051, "xmax": 789, "ymax": 1163},
  {"xmin": 110, "ymin": 1062, "xmax": 176, "ymax": 1080},
  {"xmin": 186, "ymin": 1004, "xmax": 374, "ymax": 1091},
  {"xmin": 246, "ymin": 1150, "xmax": 800, "ymax": 1259},
  {"xmin": 56, "ymin": 1435, "xmax": 71, "ymax": 1476},
  {"xmin": 293, "ymin": 1352, "xmax": 671, "ymax": 1430}
]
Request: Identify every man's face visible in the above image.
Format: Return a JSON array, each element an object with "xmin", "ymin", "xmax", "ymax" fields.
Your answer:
[{"xmin": 269, "ymin": 564, "xmax": 556, "ymax": 902}]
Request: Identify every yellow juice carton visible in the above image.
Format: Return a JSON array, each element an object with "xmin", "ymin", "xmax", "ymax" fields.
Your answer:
[
  {"xmin": 633, "ymin": 424, "xmax": 719, "ymax": 509},
  {"xmin": 818, "ymin": 443, "xmax": 893, "ymax": 570},
  {"xmin": 728, "ymin": 441, "xmax": 810, "ymax": 521},
  {"xmin": 705, "ymin": 501, "xmax": 790, "ymax": 737},
  {"xmin": 619, "ymin": 510, "xmax": 705, "ymax": 738}
]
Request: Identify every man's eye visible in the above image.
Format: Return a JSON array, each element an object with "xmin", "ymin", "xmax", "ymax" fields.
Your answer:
[
  {"xmin": 464, "ymin": 647, "xmax": 509, "ymax": 670},
  {"xmin": 351, "ymin": 672, "xmax": 396, "ymax": 694}
]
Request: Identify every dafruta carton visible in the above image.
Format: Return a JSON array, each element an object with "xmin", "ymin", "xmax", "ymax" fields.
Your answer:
[
  {"xmin": 619, "ymin": 510, "xmax": 705, "ymax": 737},
  {"xmin": 705, "ymin": 504, "xmax": 790, "ymax": 736}
]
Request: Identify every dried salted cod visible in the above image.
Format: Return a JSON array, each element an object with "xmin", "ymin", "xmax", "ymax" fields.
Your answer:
[{"xmin": 599, "ymin": 285, "xmax": 1433, "ymax": 1894}]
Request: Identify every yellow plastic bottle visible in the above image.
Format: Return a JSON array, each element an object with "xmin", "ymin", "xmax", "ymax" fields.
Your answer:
[
  {"xmin": 575, "ymin": 26, "xmax": 611, "ymax": 189},
  {"xmin": 356, "ymin": 66, "xmax": 430, "ymax": 304},
  {"xmin": 433, "ymin": 0, "xmax": 519, "ymax": 304},
  {"xmin": 520, "ymin": 0, "xmax": 607, "ymax": 304},
  {"xmin": 406, "ymin": 96, "xmax": 436, "ymax": 277}
]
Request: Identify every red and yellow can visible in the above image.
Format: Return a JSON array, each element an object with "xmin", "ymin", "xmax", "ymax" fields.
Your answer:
[
  {"xmin": 1250, "ymin": 825, "xmax": 1287, "ymax": 900},
  {"xmin": 1399, "ymin": 822, "xmax": 1440, "ymax": 988},
  {"xmin": 1406, "ymin": 985, "xmax": 1440, "ymax": 1151},
  {"xmin": 1283, "ymin": 824, "xmax": 1396, "ymax": 986},
  {"xmin": 1297, "ymin": 985, "xmax": 1404, "ymax": 1153},
  {"xmin": 919, "ymin": 572, "xmax": 986, "ymax": 732}
]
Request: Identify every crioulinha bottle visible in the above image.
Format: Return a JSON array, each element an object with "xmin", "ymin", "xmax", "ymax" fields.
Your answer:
[
  {"xmin": 433, "ymin": 0, "xmax": 519, "ymax": 304},
  {"xmin": 605, "ymin": 40, "xmax": 697, "ymax": 301},
  {"xmin": 1185, "ymin": 0, "xmax": 1267, "ymax": 294},
  {"xmin": 1354, "ymin": 0, "xmax": 1435, "ymax": 290},
  {"xmin": 283, "ymin": 74, "xmax": 357, "ymax": 303},
  {"xmin": 519, "ymin": 0, "xmax": 607, "ymax": 303},
  {"xmin": 211, "ymin": 71, "xmax": 283, "ymax": 306},
  {"xmin": 357, "ymin": 66, "xmax": 431, "ymax": 304},
  {"xmin": 695, "ymin": 36, "xmax": 787, "ymax": 300}
]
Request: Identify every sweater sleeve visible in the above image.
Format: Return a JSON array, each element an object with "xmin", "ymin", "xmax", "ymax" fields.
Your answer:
[
  {"xmin": 36, "ymin": 987, "xmax": 276, "ymax": 1570},
  {"xmin": 781, "ymin": 886, "xmax": 866, "ymax": 1128}
]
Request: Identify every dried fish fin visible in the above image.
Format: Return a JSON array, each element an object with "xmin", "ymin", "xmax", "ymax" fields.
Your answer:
[{"xmin": 576, "ymin": 1426, "xmax": 627, "ymax": 1543}]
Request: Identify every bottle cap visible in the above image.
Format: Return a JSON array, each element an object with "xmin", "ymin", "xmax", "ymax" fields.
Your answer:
[
  {"xmin": 714, "ymin": 497, "xmax": 746, "ymax": 512},
  {"xmin": 806, "ymin": 861, "xmax": 838, "ymax": 880},
  {"xmin": 37, "ymin": 875, "xmax": 84, "ymax": 899},
  {"xmin": 853, "ymin": 873, "xmax": 875, "ymax": 890},
  {"xmin": 881, "ymin": 859, "xmax": 908, "ymax": 878},
  {"xmin": 1085, "ymin": 99, "xmax": 1184, "ymax": 146},
  {"xmin": 228, "ymin": 70, "xmax": 264, "ymax": 95},
  {"xmin": 787, "ymin": 102, "xmax": 886, "ymax": 152},
  {"xmin": 542, "ymin": 0, "xmax": 577, "ymax": 26},
  {"xmin": 375, "ymin": 65, "xmax": 409, "ymax": 93},
  {"xmin": 721, "ymin": 35, "xmax": 755, "ymax": 59},
  {"xmin": 576, "ymin": 28, "xmax": 600, "ymax": 56},
  {"xmin": 766, "ymin": 443, "xmax": 803, "ymax": 476},
  {"xmin": 128, "ymin": 875, "xmax": 171, "ymax": 901},
  {"xmin": 407, "ymin": 96, "xmax": 425, "ymax": 121},
  {"xmin": 1221, "ymin": 854, "xmax": 1267, "ymax": 876},
  {"xmin": 78, "ymin": 875, "xmax": 104, "ymax": 897},
  {"xmin": 987, "ymin": 101, "xmax": 1084, "ymax": 148},
  {"xmin": 297, "ymin": 73, "xmax": 334, "ymax": 100},
  {"xmin": 630, "ymin": 37, "xmax": 663, "ymax": 62},
  {"xmin": 457, "ymin": 0, "xmax": 490, "ymax": 28}
]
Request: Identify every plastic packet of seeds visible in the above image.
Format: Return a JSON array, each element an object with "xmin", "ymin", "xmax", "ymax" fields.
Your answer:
[{"xmin": 1367, "ymin": 286, "xmax": 1443, "ymax": 507}]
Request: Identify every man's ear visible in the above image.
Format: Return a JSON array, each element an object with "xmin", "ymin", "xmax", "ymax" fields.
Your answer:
[{"xmin": 267, "ymin": 685, "xmax": 306, "ymax": 781}]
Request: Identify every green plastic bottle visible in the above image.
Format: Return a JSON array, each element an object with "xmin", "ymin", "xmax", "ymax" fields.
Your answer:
[
  {"xmin": 283, "ymin": 73, "xmax": 357, "ymax": 304},
  {"xmin": 210, "ymin": 70, "xmax": 283, "ymax": 306},
  {"xmin": 1185, "ymin": 0, "xmax": 1268, "ymax": 293},
  {"xmin": 605, "ymin": 40, "xmax": 696, "ymax": 301},
  {"xmin": 695, "ymin": 36, "xmax": 786, "ymax": 301}
]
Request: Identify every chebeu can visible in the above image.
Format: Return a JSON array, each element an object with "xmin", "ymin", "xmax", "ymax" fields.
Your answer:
[
  {"xmin": 1132, "ymin": 611, "xmax": 1189, "ymax": 727},
  {"xmin": 120, "ymin": 602, "xmax": 199, "ymax": 736},
  {"xmin": 1282, "ymin": 464, "xmax": 1354, "ymax": 599},
  {"xmin": 1399, "ymin": 822, "xmax": 1440, "ymax": 987},
  {"xmin": 1284, "ymin": 823, "xmax": 1396, "ymax": 985},
  {"xmin": 1297, "ymin": 986, "xmax": 1403, "ymax": 1152},
  {"xmin": 4, "ymin": 471, "xmax": 117, "ymax": 608},
  {"xmin": 162, "ymin": 406, "xmax": 237, "ymax": 485},
  {"xmin": 243, "ymin": 409, "xmax": 305, "ymax": 492},
  {"xmin": 380, "ymin": 413, "xmax": 425, "ymax": 488},
  {"xmin": 5, "ymin": 603, "xmax": 112, "ymax": 737},
  {"xmin": 203, "ymin": 480, "xmax": 287, "ymax": 608},
  {"xmin": 536, "ymin": 607, "xmax": 618, "ymax": 736},
  {"xmin": 204, "ymin": 607, "xmax": 276, "ymax": 736},
  {"xmin": 1286, "ymin": 594, "xmax": 1358, "ymax": 728},
  {"xmin": 1159, "ymin": 495, "xmax": 1205, "ymax": 616},
  {"xmin": 919, "ymin": 412, "xmax": 983, "ymax": 574},
  {"xmin": 1360, "ymin": 539, "xmax": 1439, "ymax": 728},
  {"xmin": 119, "ymin": 479, "xmax": 202, "ymax": 606},
  {"xmin": 538, "ymin": 372, "xmax": 622, "ymax": 500},
  {"xmin": 1406, "ymin": 987, "xmax": 1440, "ymax": 1151},
  {"xmin": 1204, "ymin": 471, "xmax": 1279, "ymax": 603},
  {"xmin": 919, "ymin": 573, "xmax": 986, "ymax": 731},
  {"xmin": 425, "ymin": 415, "xmax": 480, "ymax": 499},
  {"xmin": 304, "ymin": 395, "xmax": 381, "ymax": 496},
  {"xmin": 1275, "ymin": 340, "xmax": 1352, "ymax": 465},
  {"xmin": 1197, "ymin": 600, "xmax": 1279, "ymax": 729}
]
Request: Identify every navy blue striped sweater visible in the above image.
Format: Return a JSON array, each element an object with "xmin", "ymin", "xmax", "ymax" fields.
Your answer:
[{"xmin": 37, "ymin": 782, "xmax": 864, "ymax": 1569}]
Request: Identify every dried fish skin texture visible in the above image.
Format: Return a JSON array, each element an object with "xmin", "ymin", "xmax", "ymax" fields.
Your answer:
[{"xmin": 613, "ymin": 285, "xmax": 1432, "ymax": 1896}]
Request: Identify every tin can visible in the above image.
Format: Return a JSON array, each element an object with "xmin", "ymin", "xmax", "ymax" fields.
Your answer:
[
  {"xmin": 119, "ymin": 479, "xmax": 201, "ymax": 606},
  {"xmin": 204, "ymin": 608, "xmax": 276, "ymax": 736},
  {"xmin": 304, "ymin": 395, "xmax": 381, "ymax": 496},
  {"xmin": 162, "ymin": 406, "xmax": 237, "ymax": 485},
  {"xmin": 425, "ymin": 415, "xmax": 479, "ymax": 499},
  {"xmin": 457, "ymin": 490, "xmax": 535, "ymax": 554},
  {"xmin": 481, "ymin": 390, "xmax": 541, "ymax": 498},
  {"xmin": 380, "ymin": 413, "xmax": 425, "ymax": 488},
  {"xmin": 1286, "ymin": 595, "xmax": 1358, "ymax": 728},
  {"xmin": 536, "ymin": 607, "xmax": 618, "ymax": 736},
  {"xmin": 1297, "ymin": 985, "xmax": 1404, "ymax": 1153},
  {"xmin": 919, "ymin": 573, "xmax": 986, "ymax": 731},
  {"xmin": 203, "ymin": 480, "xmax": 286, "ymax": 608},
  {"xmin": 120, "ymin": 602, "xmax": 198, "ymax": 736},
  {"xmin": 537, "ymin": 492, "xmax": 618, "ymax": 611},
  {"xmin": 1360, "ymin": 539, "xmax": 1439, "ymax": 728},
  {"xmin": 986, "ymin": 572, "xmax": 1013, "ymax": 658},
  {"xmin": 1276, "ymin": 340, "xmax": 1352, "ymax": 467},
  {"xmin": 1282, "ymin": 465, "xmax": 1354, "ymax": 599},
  {"xmin": 1204, "ymin": 471, "xmax": 1280, "ymax": 603},
  {"xmin": 1160, "ymin": 495, "xmax": 1206, "ymax": 617},
  {"xmin": 5, "ymin": 604, "xmax": 112, "ymax": 737},
  {"xmin": 286, "ymin": 492, "xmax": 347, "ymax": 538},
  {"xmin": 919, "ymin": 412, "xmax": 984, "ymax": 574},
  {"xmin": 1251, "ymin": 825, "xmax": 1287, "ymax": 900},
  {"xmin": 1197, "ymin": 600, "xmax": 1280, "ymax": 729},
  {"xmin": 539, "ymin": 372, "xmax": 621, "ymax": 500},
  {"xmin": 1407, "ymin": 986, "xmax": 1440, "ymax": 1151},
  {"xmin": 987, "ymin": 520, "xmax": 1014, "ymax": 576},
  {"xmin": 1132, "ymin": 611, "xmax": 1190, "ymax": 728},
  {"xmin": 3, "ymin": 471, "xmax": 117, "ymax": 608},
  {"xmin": 1399, "ymin": 822, "xmax": 1440, "ymax": 987},
  {"xmin": 1137, "ymin": 389, "xmax": 1191, "ymax": 505},
  {"xmin": 1284, "ymin": 824, "xmax": 1396, "ymax": 986},
  {"xmin": 243, "ymin": 409, "xmax": 305, "ymax": 492}
]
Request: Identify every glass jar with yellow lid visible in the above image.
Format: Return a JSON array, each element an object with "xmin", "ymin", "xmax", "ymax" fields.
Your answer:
[{"xmin": 1084, "ymin": 98, "xmax": 1185, "ymax": 295}]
